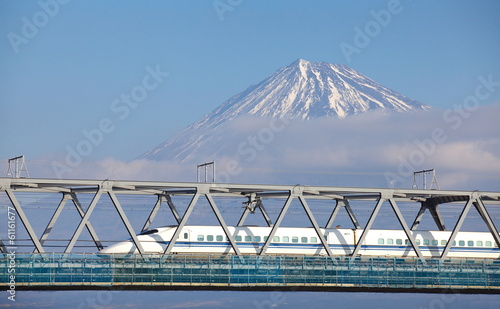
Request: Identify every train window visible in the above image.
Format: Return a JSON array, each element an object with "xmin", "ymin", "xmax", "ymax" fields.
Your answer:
[
  {"xmin": 254, "ymin": 236, "xmax": 261, "ymax": 242},
  {"xmin": 301, "ymin": 237, "xmax": 308, "ymax": 243},
  {"xmin": 245, "ymin": 236, "xmax": 252, "ymax": 242},
  {"xmin": 292, "ymin": 236, "xmax": 298, "ymax": 243},
  {"xmin": 235, "ymin": 235, "xmax": 242, "ymax": 241},
  {"xmin": 378, "ymin": 238, "xmax": 384, "ymax": 244},
  {"xmin": 311, "ymin": 237, "xmax": 317, "ymax": 243},
  {"xmin": 476, "ymin": 241, "xmax": 483, "ymax": 247},
  {"xmin": 459, "ymin": 240, "xmax": 465, "ymax": 246},
  {"xmin": 486, "ymin": 241, "xmax": 492, "ymax": 247},
  {"xmin": 264, "ymin": 236, "xmax": 268, "ymax": 242},
  {"xmin": 423, "ymin": 239, "xmax": 429, "ymax": 245},
  {"xmin": 467, "ymin": 241, "xmax": 474, "ymax": 247},
  {"xmin": 387, "ymin": 239, "xmax": 394, "ymax": 245},
  {"xmin": 431, "ymin": 240, "xmax": 438, "ymax": 246},
  {"xmin": 453, "ymin": 241, "xmax": 456, "ymax": 246},
  {"xmin": 396, "ymin": 239, "xmax": 402, "ymax": 245},
  {"xmin": 207, "ymin": 235, "xmax": 214, "ymax": 241},
  {"xmin": 216, "ymin": 235, "xmax": 223, "ymax": 241},
  {"xmin": 416, "ymin": 239, "xmax": 421, "ymax": 245},
  {"xmin": 140, "ymin": 229, "xmax": 159, "ymax": 235},
  {"xmin": 441, "ymin": 240, "xmax": 447, "ymax": 246},
  {"xmin": 283, "ymin": 236, "xmax": 289, "ymax": 242},
  {"xmin": 183, "ymin": 233, "xmax": 188, "ymax": 239},
  {"xmin": 197, "ymin": 235, "xmax": 204, "ymax": 241},
  {"xmin": 273, "ymin": 236, "xmax": 280, "ymax": 242}
]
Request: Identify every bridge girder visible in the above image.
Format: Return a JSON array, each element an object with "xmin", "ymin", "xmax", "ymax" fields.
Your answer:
[{"xmin": 1, "ymin": 177, "xmax": 499, "ymax": 259}]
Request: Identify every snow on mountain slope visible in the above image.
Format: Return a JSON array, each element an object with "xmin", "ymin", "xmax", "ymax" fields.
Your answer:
[{"xmin": 140, "ymin": 59, "xmax": 430, "ymax": 161}]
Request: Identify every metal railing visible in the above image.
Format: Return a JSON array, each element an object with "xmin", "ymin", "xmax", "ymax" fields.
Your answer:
[{"xmin": 2, "ymin": 253, "xmax": 500, "ymax": 291}]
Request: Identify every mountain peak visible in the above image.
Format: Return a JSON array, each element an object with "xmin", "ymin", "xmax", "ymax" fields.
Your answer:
[
  {"xmin": 291, "ymin": 58, "xmax": 309, "ymax": 65},
  {"xmin": 289, "ymin": 58, "xmax": 346, "ymax": 70},
  {"xmin": 230, "ymin": 59, "xmax": 429, "ymax": 119},
  {"xmin": 141, "ymin": 60, "xmax": 430, "ymax": 161}
]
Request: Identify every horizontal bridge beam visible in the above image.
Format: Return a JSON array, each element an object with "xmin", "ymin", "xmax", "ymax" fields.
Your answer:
[{"xmin": 2, "ymin": 178, "xmax": 499, "ymax": 203}]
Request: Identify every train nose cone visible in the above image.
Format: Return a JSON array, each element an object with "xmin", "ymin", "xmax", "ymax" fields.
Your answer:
[{"xmin": 99, "ymin": 241, "xmax": 136, "ymax": 254}]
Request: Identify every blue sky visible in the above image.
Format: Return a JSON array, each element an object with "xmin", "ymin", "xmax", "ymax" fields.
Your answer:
[{"xmin": 1, "ymin": 0, "xmax": 499, "ymax": 165}]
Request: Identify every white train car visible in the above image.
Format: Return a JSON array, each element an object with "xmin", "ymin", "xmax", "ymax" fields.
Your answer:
[{"xmin": 99, "ymin": 225, "xmax": 500, "ymax": 259}]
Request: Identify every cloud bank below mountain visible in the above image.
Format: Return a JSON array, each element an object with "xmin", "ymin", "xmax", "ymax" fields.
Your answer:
[{"xmin": 31, "ymin": 104, "xmax": 500, "ymax": 191}]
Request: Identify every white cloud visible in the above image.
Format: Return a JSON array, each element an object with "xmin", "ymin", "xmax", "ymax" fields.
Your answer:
[{"xmin": 432, "ymin": 140, "xmax": 500, "ymax": 172}]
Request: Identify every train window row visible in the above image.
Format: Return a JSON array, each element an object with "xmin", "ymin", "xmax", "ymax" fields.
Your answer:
[
  {"xmin": 195, "ymin": 234, "xmax": 319, "ymax": 244},
  {"xmin": 377, "ymin": 238, "xmax": 494, "ymax": 247}
]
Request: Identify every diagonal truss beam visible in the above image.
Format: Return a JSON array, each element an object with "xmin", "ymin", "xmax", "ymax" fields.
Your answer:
[
  {"xmin": 164, "ymin": 193, "xmax": 200, "ymax": 254},
  {"xmin": 0, "ymin": 239, "xmax": 7, "ymax": 254},
  {"xmin": 410, "ymin": 204, "xmax": 427, "ymax": 230},
  {"xmin": 238, "ymin": 196, "xmax": 273, "ymax": 227},
  {"xmin": 142, "ymin": 194, "xmax": 181, "ymax": 232},
  {"xmin": 108, "ymin": 190, "xmax": 144, "ymax": 254},
  {"xmin": 411, "ymin": 201, "xmax": 446, "ymax": 231},
  {"xmin": 344, "ymin": 199, "xmax": 361, "ymax": 229},
  {"xmin": 473, "ymin": 197, "xmax": 500, "ymax": 249},
  {"xmin": 237, "ymin": 207, "xmax": 251, "ymax": 226},
  {"xmin": 205, "ymin": 194, "xmax": 241, "ymax": 256},
  {"xmin": 39, "ymin": 193, "xmax": 103, "ymax": 251},
  {"xmin": 257, "ymin": 200, "xmax": 273, "ymax": 227},
  {"xmin": 325, "ymin": 199, "xmax": 361, "ymax": 229},
  {"xmin": 0, "ymin": 239, "xmax": 7, "ymax": 253},
  {"xmin": 5, "ymin": 189, "xmax": 45, "ymax": 253},
  {"xmin": 325, "ymin": 200, "xmax": 342, "ymax": 229},
  {"xmin": 141, "ymin": 194, "xmax": 162, "ymax": 233},
  {"xmin": 351, "ymin": 197, "xmax": 384, "ymax": 258},
  {"xmin": 388, "ymin": 199, "xmax": 424, "ymax": 259},
  {"xmin": 64, "ymin": 189, "xmax": 103, "ymax": 253},
  {"xmin": 164, "ymin": 195, "xmax": 181, "ymax": 223},
  {"xmin": 352, "ymin": 197, "xmax": 426, "ymax": 260},
  {"xmin": 440, "ymin": 197, "xmax": 474, "ymax": 259},
  {"xmin": 70, "ymin": 193, "xmax": 103, "ymax": 250},
  {"xmin": 428, "ymin": 204, "xmax": 446, "ymax": 231},
  {"xmin": 259, "ymin": 193, "xmax": 294, "ymax": 255},
  {"xmin": 39, "ymin": 193, "xmax": 72, "ymax": 248},
  {"xmin": 142, "ymin": 195, "xmax": 162, "ymax": 232},
  {"xmin": 298, "ymin": 195, "xmax": 334, "ymax": 257}
]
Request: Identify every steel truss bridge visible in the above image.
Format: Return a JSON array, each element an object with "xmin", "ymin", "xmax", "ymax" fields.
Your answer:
[{"xmin": 1, "ymin": 177, "xmax": 500, "ymax": 293}]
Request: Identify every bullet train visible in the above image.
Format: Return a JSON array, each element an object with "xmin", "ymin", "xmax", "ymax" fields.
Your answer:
[{"xmin": 99, "ymin": 225, "xmax": 500, "ymax": 259}]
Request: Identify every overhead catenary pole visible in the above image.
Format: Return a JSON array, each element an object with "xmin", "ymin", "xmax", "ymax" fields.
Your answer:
[
  {"xmin": 197, "ymin": 162, "xmax": 215, "ymax": 183},
  {"xmin": 412, "ymin": 169, "xmax": 439, "ymax": 190},
  {"xmin": 6, "ymin": 155, "xmax": 30, "ymax": 178}
]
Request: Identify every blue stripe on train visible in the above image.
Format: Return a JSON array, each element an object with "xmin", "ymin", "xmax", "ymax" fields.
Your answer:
[{"xmin": 158, "ymin": 241, "xmax": 499, "ymax": 253}]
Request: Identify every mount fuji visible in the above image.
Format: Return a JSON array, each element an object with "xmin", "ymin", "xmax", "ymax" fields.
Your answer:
[{"xmin": 140, "ymin": 59, "xmax": 430, "ymax": 162}]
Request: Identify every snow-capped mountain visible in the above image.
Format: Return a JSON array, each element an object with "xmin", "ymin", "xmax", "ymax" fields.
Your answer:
[{"xmin": 141, "ymin": 59, "xmax": 430, "ymax": 161}]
